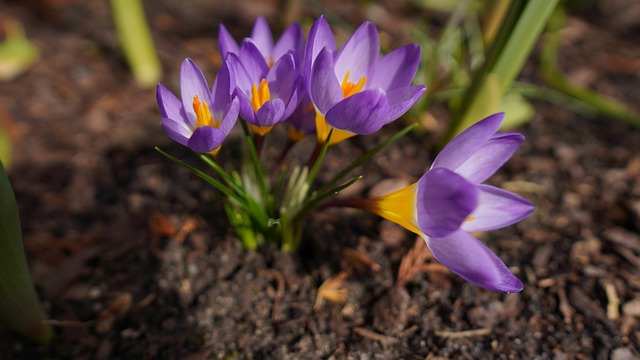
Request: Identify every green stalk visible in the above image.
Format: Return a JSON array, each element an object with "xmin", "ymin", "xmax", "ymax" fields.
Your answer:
[
  {"xmin": 110, "ymin": 0, "xmax": 161, "ymax": 88},
  {"xmin": 0, "ymin": 162, "xmax": 52, "ymax": 342},
  {"xmin": 444, "ymin": 0, "xmax": 559, "ymax": 142}
]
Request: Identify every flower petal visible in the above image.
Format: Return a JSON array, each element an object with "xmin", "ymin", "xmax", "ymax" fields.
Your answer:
[
  {"xmin": 303, "ymin": 16, "xmax": 337, "ymax": 79},
  {"xmin": 462, "ymin": 184, "xmax": 534, "ymax": 232},
  {"xmin": 179, "ymin": 58, "xmax": 212, "ymax": 123},
  {"xmin": 156, "ymin": 82, "xmax": 185, "ymax": 121},
  {"xmin": 238, "ymin": 40, "xmax": 269, "ymax": 82},
  {"xmin": 432, "ymin": 113, "xmax": 504, "ymax": 171},
  {"xmin": 383, "ymin": 85, "xmax": 426, "ymax": 125},
  {"xmin": 454, "ymin": 132, "xmax": 524, "ymax": 183},
  {"xmin": 233, "ymin": 87, "xmax": 257, "ymax": 124},
  {"xmin": 424, "ymin": 231, "xmax": 524, "ymax": 292},
  {"xmin": 226, "ymin": 53, "xmax": 254, "ymax": 95},
  {"xmin": 309, "ymin": 48, "xmax": 342, "ymax": 114},
  {"xmin": 187, "ymin": 126, "xmax": 227, "ymax": 153},
  {"xmin": 272, "ymin": 22, "xmax": 303, "ymax": 63},
  {"xmin": 218, "ymin": 24, "xmax": 240, "ymax": 57},
  {"xmin": 416, "ymin": 168, "xmax": 478, "ymax": 238},
  {"xmin": 210, "ymin": 61, "xmax": 235, "ymax": 113},
  {"xmin": 255, "ymin": 99, "xmax": 285, "ymax": 127},
  {"xmin": 161, "ymin": 117, "xmax": 191, "ymax": 146},
  {"xmin": 335, "ymin": 22, "xmax": 379, "ymax": 81},
  {"xmin": 250, "ymin": 16, "xmax": 274, "ymax": 59},
  {"xmin": 218, "ymin": 96, "xmax": 240, "ymax": 135},
  {"xmin": 368, "ymin": 44, "xmax": 421, "ymax": 91},
  {"xmin": 324, "ymin": 89, "xmax": 389, "ymax": 134},
  {"xmin": 267, "ymin": 53, "xmax": 297, "ymax": 101}
]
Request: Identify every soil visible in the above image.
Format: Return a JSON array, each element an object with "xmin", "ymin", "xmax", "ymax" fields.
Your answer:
[{"xmin": 1, "ymin": 0, "xmax": 640, "ymax": 359}]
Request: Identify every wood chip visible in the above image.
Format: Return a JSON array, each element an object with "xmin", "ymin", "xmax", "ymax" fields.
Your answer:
[{"xmin": 435, "ymin": 327, "xmax": 492, "ymax": 338}]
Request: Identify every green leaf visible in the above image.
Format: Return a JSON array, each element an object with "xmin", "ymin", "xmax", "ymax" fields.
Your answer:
[
  {"xmin": 0, "ymin": 162, "xmax": 52, "ymax": 342},
  {"xmin": 499, "ymin": 92, "xmax": 534, "ymax": 129},
  {"xmin": 0, "ymin": 19, "xmax": 39, "ymax": 81}
]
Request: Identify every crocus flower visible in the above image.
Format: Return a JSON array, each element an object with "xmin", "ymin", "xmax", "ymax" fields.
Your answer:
[
  {"xmin": 305, "ymin": 16, "xmax": 426, "ymax": 145},
  {"xmin": 227, "ymin": 41, "xmax": 304, "ymax": 136},
  {"xmin": 156, "ymin": 58, "xmax": 239, "ymax": 153},
  {"xmin": 287, "ymin": 94, "xmax": 316, "ymax": 141},
  {"xmin": 365, "ymin": 113, "xmax": 534, "ymax": 292},
  {"xmin": 219, "ymin": 16, "xmax": 303, "ymax": 67}
]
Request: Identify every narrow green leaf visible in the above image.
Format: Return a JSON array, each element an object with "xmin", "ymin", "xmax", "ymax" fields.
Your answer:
[
  {"xmin": 109, "ymin": 0, "xmax": 161, "ymax": 87},
  {"xmin": 0, "ymin": 162, "xmax": 52, "ymax": 342}
]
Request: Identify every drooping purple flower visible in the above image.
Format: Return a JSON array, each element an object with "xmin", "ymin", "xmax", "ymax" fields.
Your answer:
[
  {"xmin": 219, "ymin": 16, "xmax": 303, "ymax": 68},
  {"xmin": 305, "ymin": 16, "xmax": 426, "ymax": 144},
  {"xmin": 227, "ymin": 41, "xmax": 304, "ymax": 136},
  {"xmin": 367, "ymin": 113, "xmax": 534, "ymax": 292},
  {"xmin": 156, "ymin": 58, "xmax": 239, "ymax": 153}
]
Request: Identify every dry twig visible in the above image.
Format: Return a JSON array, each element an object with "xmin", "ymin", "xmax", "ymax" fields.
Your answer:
[{"xmin": 314, "ymin": 271, "xmax": 349, "ymax": 310}]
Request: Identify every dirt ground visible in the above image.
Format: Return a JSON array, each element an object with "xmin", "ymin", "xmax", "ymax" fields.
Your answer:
[{"xmin": 1, "ymin": 0, "xmax": 640, "ymax": 359}]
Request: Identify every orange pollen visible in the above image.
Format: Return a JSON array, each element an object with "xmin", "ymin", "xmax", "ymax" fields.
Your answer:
[
  {"xmin": 465, "ymin": 217, "xmax": 476, "ymax": 222},
  {"xmin": 341, "ymin": 71, "xmax": 367, "ymax": 98},
  {"xmin": 192, "ymin": 95, "xmax": 219, "ymax": 128},
  {"xmin": 250, "ymin": 79, "xmax": 271, "ymax": 112}
]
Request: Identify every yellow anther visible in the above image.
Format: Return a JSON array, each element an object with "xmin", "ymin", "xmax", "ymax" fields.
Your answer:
[
  {"xmin": 465, "ymin": 217, "xmax": 476, "ymax": 222},
  {"xmin": 192, "ymin": 95, "xmax": 219, "ymax": 128},
  {"xmin": 341, "ymin": 71, "xmax": 367, "ymax": 99},
  {"xmin": 250, "ymin": 79, "xmax": 271, "ymax": 112}
]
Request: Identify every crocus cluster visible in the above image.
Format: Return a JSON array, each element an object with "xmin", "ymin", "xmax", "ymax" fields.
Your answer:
[
  {"xmin": 157, "ymin": 16, "xmax": 426, "ymax": 151},
  {"xmin": 365, "ymin": 113, "xmax": 534, "ymax": 292},
  {"xmin": 155, "ymin": 16, "xmax": 534, "ymax": 293}
]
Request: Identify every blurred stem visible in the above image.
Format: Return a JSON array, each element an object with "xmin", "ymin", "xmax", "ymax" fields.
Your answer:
[
  {"xmin": 539, "ymin": 7, "xmax": 640, "ymax": 128},
  {"xmin": 0, "ymin": 162, "xmax": 52, "ymax": 342},
  {"xmin": 110, "ymin": 0, "xmax": 161, "ymax": 88}
]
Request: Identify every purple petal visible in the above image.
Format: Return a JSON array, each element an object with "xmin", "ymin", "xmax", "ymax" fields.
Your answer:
[
  {"xmin": 250, "ymin": 16, "xmax": 274, "ymax": 59},
  {"xmin": 233, "ymin": 87, "xmax": 257, "ymax": 124},
  {"xmin": 280, "ymin": 74, "xmax": 305, "ymax": 120},
  {"xmin": 368, "ymin": 44, "xmax": 421, "ymax": 91},
  {"xmin": 416, "ymin": 168, "xmax": 478, "ymax": 238},
  {"xmin": 432, "ymin": 113, "xmax": 504, "ymax": 171},
  {"xmin": 289, "ymin": 95, "xmax": 316, "ymax": 135},
  {"xmin": 383, "ymin": 85, "xmax": 427, "ymax": 125},
  {"xmin": 156, "ymin": 82, "xmax": 184, "ymax": 121},
  {"xmin": 266, "ymin": 53, "xmax": 297, "ymax": 101},
  {"xmin": 454, "ymin": 133, "xmax": 524, "ymax": 183},
  {"xmin": 324, "ymin": 89, "xmax": 388, "ymax": 134},
  {"xmin": 255, "ymin": 99, "xmax": 286, "ymax": 127},
  {"xmin": 309, "ymin": 48, "xmax": 342, "ymax": 114},
  {"xmin": 218, "ymin": 24, "xmax": 240, "ymax": 57},
  {"xmin": 210, "ymin": 61, "xmax": 234, "ymax": 113},
  {"xmin": 187, "ymin": 126, "xmax": 227, "ymax": 153},
  {"xmin": 226, "ymin": 53, "xmax": 254, "ymax": 94},
  {"xmin": 239, "ymin": 40, "xmax": 269, "ymax": 82},
  {"xmin": 273, "ymin": 22, "xmax": 303, "ymax": 63},
  {"xmin": 462, "ymin": 184, "xmax": 534, "ymax": 232},
  {"xmin": 179, "ymin": 59, "xmax": 212, "ymax": 123},
  {"xmin": 335, "ymin": 22, "xmax": 379, "ymax": 81},
  {"xmin": 161, "ymin": 117, "xmax": 191, "ymax": 146},
  {"xmin": 218, "ymin": 97, "xmax": 240, "ymax": 134},
  {"xmin": 425, "ymin": 231, "xmax": 524, "ymax": 292},
  {"xmin": 303, "ymin": 16, "xmax": 337, "ymax": 79}
]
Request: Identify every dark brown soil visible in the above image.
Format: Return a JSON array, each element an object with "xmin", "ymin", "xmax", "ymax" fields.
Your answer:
[{"xmin": 1, "ymin": 0, "xmax": 640, "ymax": 359}]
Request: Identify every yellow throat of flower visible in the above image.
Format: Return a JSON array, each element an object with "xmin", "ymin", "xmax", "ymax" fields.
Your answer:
[
  {"xmin": 192, "ymin": 96, "xmax": 220, "ymax": 128},
  {"xmin": 370, "ymin": 183, "xmax": 421, "ymax": 235}
]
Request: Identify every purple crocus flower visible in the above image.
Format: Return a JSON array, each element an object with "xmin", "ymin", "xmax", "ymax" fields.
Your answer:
[
  {"xmin": 366, "ymin": 113, "xmax": 534, "ymax": 292},
  {"xmin": 219, "ymin": 16, "xmax": 303, "ymax": 67},
  {"xmin": 305, "ymin": 16, "xmax": 426, "ymax": 144},
  {"xmin": 227, "ymin": 41, "xmax": 304, "ymax": 136},
  {"xmin": 156, "ymin": 58, "xmax": 239, "ymax": 154}
]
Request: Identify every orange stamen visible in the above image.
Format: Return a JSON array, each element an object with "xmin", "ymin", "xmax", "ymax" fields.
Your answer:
[
  {"xmin": 341, "ymin": 71, "xmax": 367, "ymax": 98},
  {"xmin": 192, "ymin": 96, "xmax": 219, "ymax": 128},
  {"xmin": 250, "ymin": 79, "xmax": 271, "ymax": 112}
]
